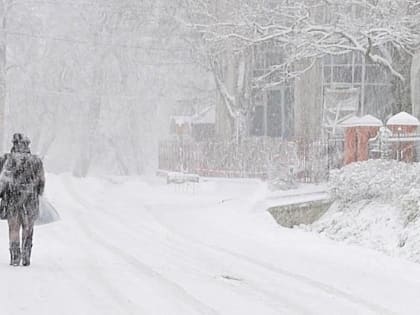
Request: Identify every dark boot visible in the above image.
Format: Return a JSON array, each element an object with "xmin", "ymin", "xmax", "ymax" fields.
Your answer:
[
  {"xmin": 22, "ymin": 245, "xmax": 32, "ymax": 267},
  {"xmin": 22, "ymin": 221, "xmax": 34, "ymax": 267},
  {"xmin": 9, "ymin": 243, "xmax": 21, "ymax": 266}
]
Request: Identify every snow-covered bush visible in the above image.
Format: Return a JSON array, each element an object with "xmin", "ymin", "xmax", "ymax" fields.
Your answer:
[
  {"xmin": 267, "ymin": 163, "xmax": 297, "ymax": 191},
  {"xmin": 401, "ymin": 189, "xmax": 420, "ymax": 226},
  {"xmin": 310, "ymin": 159, "xmax": 420, "ymax": 263},
  {"xmin": 329, "ymin": 160, "xmax": 420, "ymax": 203}
]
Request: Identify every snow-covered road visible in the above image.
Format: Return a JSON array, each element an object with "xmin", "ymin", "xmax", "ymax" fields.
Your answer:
[{"xmin": 0, "ymin": 175, "xmax": 420, "ymax": 315}]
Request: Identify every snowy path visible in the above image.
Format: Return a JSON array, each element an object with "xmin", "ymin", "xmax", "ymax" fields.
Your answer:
[{"xmin": 0, "ymin": 175, "xmax": 419, "ymax": 314}]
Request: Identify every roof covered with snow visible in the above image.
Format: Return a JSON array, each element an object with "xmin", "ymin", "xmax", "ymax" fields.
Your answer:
[
  {"xmin": 340, "ymin": 115, "xmax": 383, "ymax": 127},
  {"xmin": 170, "ymin": 116, "xmax": 192, "ymax": 126},
  {"xmin": 358, "ymin": 115, "xmax": 383, "ymax": 127},
  {"xmin": 339, "ymin": 116, "xmax": 361, "ymax": 127},
  {"xmin": 387, "ymin": 112, "xmax": 420, "ymax": 126}
]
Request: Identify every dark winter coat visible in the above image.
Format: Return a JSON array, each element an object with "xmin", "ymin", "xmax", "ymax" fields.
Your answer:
[{"xmin": 0, "ymin": 151, "xmax": 45, "ymax": 220}]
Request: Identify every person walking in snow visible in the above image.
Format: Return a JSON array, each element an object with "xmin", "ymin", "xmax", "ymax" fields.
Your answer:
[{"xmin": 0, "ymin": 134, "xmax": 45, "ymax": 266}]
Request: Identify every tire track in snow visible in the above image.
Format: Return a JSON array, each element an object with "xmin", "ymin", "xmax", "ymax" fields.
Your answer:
[
  {"xmin": 85, "ymin": 190, "xmax": 371, "ymax": 315},
  {"xmin": 145, "ymin": 204, "xmax": 397, "ymax": 315},
  {"xmin": 207, "ymin": 243, "xmax": 395, "ymax": 315},
  {"xmin": 60, "ymin": 177, "xmax": 315, "ymax": 314},
  {"xmin": 40, "ymin": 209, "xmax": 143, "ymax": 315},
  {"xmin": 60, "ymin": 176, "xmax": 395, "ymax": 315},
  {"xmin": 48, "ymin": 189, "xmax": 141, "ymax": 314},
  {"xmin": 60, "ymin": 176, "xmax": 219, "ymax": 315}
]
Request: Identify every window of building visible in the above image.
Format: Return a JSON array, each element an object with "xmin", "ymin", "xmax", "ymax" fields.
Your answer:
[
  {"xmin": 322, "ymin": 51, "xmax": 394, "ymax": 119},
  {"xmin": 267, "ymin": 87, "xmax": 294, "ymax": 138},
  {"xmin": 251, "ymin": 43, "xmax": 295, "ymax": 139},
  {"xmin": 251, "ymin": 86, "xmax": 294, "ymax": 138}
]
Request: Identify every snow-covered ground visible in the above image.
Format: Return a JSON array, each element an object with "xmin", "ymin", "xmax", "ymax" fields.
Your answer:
[{"xmin": 1, "ymin": 174, "xmax": 420, "ymax": 314}]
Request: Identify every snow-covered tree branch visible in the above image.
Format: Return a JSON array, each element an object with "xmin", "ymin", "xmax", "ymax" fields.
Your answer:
[{"xmin": 179, "ymin": 0, "xmax": 420, "ymax": 138}]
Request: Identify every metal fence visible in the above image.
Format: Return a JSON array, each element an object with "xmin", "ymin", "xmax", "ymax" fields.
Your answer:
[
  {"xmin": 159, "ymin": 136, "xmax": 344, "ymax": 183},
  {"xmin": 369, "ymin": 133, "xmax": 420, "ymax": 162}
]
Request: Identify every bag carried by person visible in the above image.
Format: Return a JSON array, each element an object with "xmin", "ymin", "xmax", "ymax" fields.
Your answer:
[{"xmin": 35, "ymin": 197, "xmax": 60, "ymax": 226}]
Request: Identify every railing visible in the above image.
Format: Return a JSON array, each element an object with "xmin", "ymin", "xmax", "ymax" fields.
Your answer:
[
  {"xmin": 369, "ymin": 133, "xmax": 420, "ymax": 162},
  {"xmin": 159, "ymin": 136, "xmax": 344, "ymax": 183}
]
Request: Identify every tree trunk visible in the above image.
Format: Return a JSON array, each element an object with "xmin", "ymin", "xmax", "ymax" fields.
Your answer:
[
  {"xmin": 0, "ymin": 1, "xmax": 6, "ymax": 153},
  {"xmin": 128, "ymin": 102, "xmax": 144, "ymax": 174},
  {"xmin": 214, "ymin": 0, "xmax": 237, "ymax": 141},
  {"xmin": 73, "ymin": 54, "xmax": 102, "ymax": 177},
  {"xmin": 294, "ymin": 59, "xmax": 323, "ymax": 142},
  {"xmin": 411, "ymin": 51, "xmax": 420, "ymax": 119},
  {"xmin": 73, "ymin": 98, "xmax": 101, "ymax": 177}
]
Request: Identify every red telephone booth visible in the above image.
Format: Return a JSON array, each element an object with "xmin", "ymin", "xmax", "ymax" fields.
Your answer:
[
  {"xmin": 341, "ymin": 116, "xmax": 360, "ymax": 165},
  {"xmin": 356, "ymin": 115, "xmax": 383, "ymax": 162},
  {"xmin": 341, "ymin": 115, "xmax": 383, "ymax": 165},
  {"xmin": 387, "ymin": 112, "xmax": 420, "ymax": 162}
]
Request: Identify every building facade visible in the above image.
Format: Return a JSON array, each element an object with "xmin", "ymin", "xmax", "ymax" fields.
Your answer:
[
  {"xmin": 249, "ymin": 49, "xmax": 400, "ymax": 141},
  {"xmin": 412, "ymin": 51, "xmax": 420, "ymax": 119}
]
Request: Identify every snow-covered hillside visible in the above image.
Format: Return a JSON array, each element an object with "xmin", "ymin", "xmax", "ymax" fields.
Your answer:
[{"xmin": 1, "ymin": 174, "xmax": 420, "ymax": 315}]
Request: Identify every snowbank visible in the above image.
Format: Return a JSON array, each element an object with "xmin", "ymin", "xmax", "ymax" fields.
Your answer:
[
  {"xmin": 329, "ymin": 159, "xmax": 420, "ymax": 203},
  {"xmin": 308, "ymin": 160, "xmax": 420, "ymax": 263}
]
